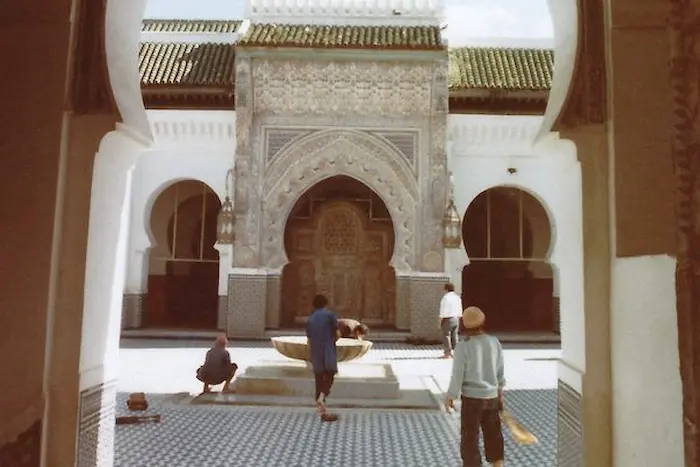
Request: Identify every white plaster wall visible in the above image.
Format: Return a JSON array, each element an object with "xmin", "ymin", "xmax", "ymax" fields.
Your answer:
[
  {"xmin": 448, "ymin": 114, "xmax": 585, "ymax": 383},
  {"xmin": 124, "ymin": 110, "xmax": 236, "ymax": 295},
  {"xmin": 611, "ymin": 255, "xmax": 684, "ymax": 467},
  {"xmin": 80, "ymin": 127, "xmax": 146, "ymax": 390}
]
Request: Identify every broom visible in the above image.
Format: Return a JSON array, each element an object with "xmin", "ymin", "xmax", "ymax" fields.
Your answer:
[{"xmin": 500, "ymin": 410, "xmax": 537, "ymax": 446}]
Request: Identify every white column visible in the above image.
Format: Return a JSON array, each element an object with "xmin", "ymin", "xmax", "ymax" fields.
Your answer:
[
  {"xmin": 611, "ymin": 255, "xmax": 683, "ymax": 466},
  {"xmin": 444, "ymin": 247, "xmax": 468, "ymax": 295},
  {"xmin": 78, "ymin": 127, "xmax": 146, "ymax": 466}
]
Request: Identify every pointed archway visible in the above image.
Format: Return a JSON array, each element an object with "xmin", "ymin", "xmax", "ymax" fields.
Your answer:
[{"xmin": 280, "ymin": 175, "xmax": 396, "ymax": 328}]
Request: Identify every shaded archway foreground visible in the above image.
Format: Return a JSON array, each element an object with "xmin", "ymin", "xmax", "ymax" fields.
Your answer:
[
  {"xmin": 280, "ymin": 176, "xmax": 396, "ymax": 328},
  {"xmin": 462, "ymin": 187, "xmax": 557, "ymax": 333},
  {"xmin": 144, "ymin": 180, "xmax": 220, "ymax": 329}
]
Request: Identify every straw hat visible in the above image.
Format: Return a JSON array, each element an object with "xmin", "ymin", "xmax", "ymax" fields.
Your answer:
[{"xmin": 462, "ymin": 306, "xmax": 486, "ymax": 329}]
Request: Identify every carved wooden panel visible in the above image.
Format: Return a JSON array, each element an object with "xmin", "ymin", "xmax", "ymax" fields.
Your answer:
[
  {"xmin": 557, "ymin": 0, "xmax": 607, "ymax": 128},
  {"xmin": 669, "ymin": 0, "xmax": 700, "ymax": 464},
  {"xmin": 282, "ymin": 201, "xmax": 395, "ymax": 326}
]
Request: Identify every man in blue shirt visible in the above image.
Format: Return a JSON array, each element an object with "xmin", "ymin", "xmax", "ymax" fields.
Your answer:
[
  {"xmin": 306, "ymin": 294, "xmax": 340, "ymax": 422},
  {"xmin": 445, "ymin": 306, "xmax": 505, "ymax": 467}
]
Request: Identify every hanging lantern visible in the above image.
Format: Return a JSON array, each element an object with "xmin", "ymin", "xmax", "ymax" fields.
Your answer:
[
  {"xmin": 216, "ymin": 196, "xmax": 235, "ymax": 244},
  {"xmin": 442, "ymin": 198, "xmax": 462, "ymax": 249}
]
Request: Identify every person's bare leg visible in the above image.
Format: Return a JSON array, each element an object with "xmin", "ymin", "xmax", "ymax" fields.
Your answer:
[
  {"xmin": 202, "ymin": 383, "xmax": 212, "ymax": 394},
  {"xmin": 222, "ymin": 376, "xmax": 235, "ymax": 393},
  {"xmin": 316, "ymin": 392, "xmax": 327, "ymax": 414},
  {"xmin": 492, "ymin": 461, "xmax": 504, "ymax": 467}
]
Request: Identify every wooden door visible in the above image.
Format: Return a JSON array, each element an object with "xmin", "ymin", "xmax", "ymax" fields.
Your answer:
[{"xmin": 282, "ymin": 201, "xmax": 395, "ymax": 326}]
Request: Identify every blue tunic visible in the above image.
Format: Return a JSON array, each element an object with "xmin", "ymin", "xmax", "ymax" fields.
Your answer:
[{"xmin": 306, "ymin": 307, "xmax": 339, "ymax": 374}]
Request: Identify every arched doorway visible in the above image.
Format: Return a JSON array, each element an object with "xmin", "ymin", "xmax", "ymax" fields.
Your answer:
[
  {"xmin": 461, "ymin": 187, "xmax": 556, "ymax": 333},
  {"xmin": 280, "ymin": 175, "xmax": 396, "ymax": 328},
  {"xmin": 145, "ymin": 180, "xmax": 221, "ymax": 329}
]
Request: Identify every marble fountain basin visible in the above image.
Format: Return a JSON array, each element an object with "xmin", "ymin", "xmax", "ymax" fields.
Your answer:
[
  {"xmin": 231, "ymin": 335, "xmax": 399, "ymax": 400},
  {"xmin": 271, "ymin": 335, "xmax": 372, "ymax": 363}
]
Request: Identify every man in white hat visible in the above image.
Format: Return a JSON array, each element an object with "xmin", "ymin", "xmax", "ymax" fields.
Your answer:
[{"xmin": 444, "ymin": 306, "xmax": 506, "ymax": 467}]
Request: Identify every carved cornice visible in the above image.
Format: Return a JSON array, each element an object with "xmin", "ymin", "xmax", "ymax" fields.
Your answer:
[
  {"xmin": 556, "ymin": 0, "xmax": 607, "ymax": 128},
  {"xmin": 146, "ymin": 110, "xmax": 237, "ymax": 147},
  {"xmin": 247, "ymin": 0, "xmax": 444, "ymax": 26},
  {"xmin": 448, "ymin": 115, "xmax": 544, "ymax": 157},
  {"xmin": 669, "ymin": 0, "xmax": 700, "ymax": 464},
  {"xmin": 142, "ymin": 87, "xmax": 235, "ymax": 110}
]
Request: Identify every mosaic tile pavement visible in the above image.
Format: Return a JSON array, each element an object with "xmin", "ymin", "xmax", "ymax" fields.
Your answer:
[
  {"xmin": 116, "ymin": 340, "xmax": 557, "ymax": 467},
  {"xmin": 114, "ymin": 390, "xmax": 555, "ymax": 467}
]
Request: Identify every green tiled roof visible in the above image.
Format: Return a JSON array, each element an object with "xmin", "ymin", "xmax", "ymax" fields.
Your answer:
[
  {"xmin": 142, "ymin": 19, "xmax": 243, "ymax": 34},
  {"xmin": 238, "ymin": 24, "xmax": 444, "ymax": 50},
  {"xmin": 449, "ymin": 47, "xmax": 553, "ymax": 92},
  {"xmin": 139, "ymin": 43, "xmax": 236, "ymax": 86}
]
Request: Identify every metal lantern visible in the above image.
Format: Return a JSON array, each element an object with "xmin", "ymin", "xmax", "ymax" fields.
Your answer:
[
  {"xmin": 442, "ymin": 198, "xmax": 462, "ymax": 248},
  {"xmin": 216, "ymin": 196, "xmax": 235, "ymax": 244}
]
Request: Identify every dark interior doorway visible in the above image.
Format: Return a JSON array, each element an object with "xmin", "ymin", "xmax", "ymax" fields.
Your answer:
[
  {"xmin": 461, "ymin": 187, "xmax": 557, "ymax": 333},
  {"xmin": 145, "ymin": 180, "xmax": 220, "ymax": 330}
]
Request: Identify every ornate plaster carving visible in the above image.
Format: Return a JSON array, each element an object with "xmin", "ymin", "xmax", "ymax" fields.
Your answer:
[
  {"xmin": 556, "ymin": 0, "xmax": 607, "ymax": 128},
  {"xmin": 261, "ymin": 130, "xmax": 419, "ymax": 272},
  {"xmin": 251, "ymin": 59, "xmax": 434, "ymax": 118},
  {"xmin": 421, "ymin": 63, "xmax": 449, "ymax": 271},
  {"xmin": 669, "ymin": 0, "xmax": 700, "ymax": 463}
]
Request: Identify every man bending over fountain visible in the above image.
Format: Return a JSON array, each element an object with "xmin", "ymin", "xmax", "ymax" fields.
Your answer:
[
  {"xmin": 306, "ymin": 294, "xmax": 339, "ymax": 422},
  {"xmin": 338, "ymin": 318, "xmax": 370, "ymax": 340},
  {"xmin": 196, "ymin": 334, "xmax": 238, "ymax": 394}
]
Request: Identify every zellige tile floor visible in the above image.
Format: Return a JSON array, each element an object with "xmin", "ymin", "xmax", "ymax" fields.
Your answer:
[{"xmin": 115, "ymin": 340, "xmax": 560, "ymax": 467}]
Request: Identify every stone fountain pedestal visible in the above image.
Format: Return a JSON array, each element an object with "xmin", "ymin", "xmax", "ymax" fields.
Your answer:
[
  {"xmin": 191, "ymin": 336, "xmax": 441, "ymax": 410},
  {"xmin": 232, "ymin": 359, "xmax": 400, "ymax": 399},
  {"xmin": 231, "ymin": 336, "xmax": 400, "ymax": 400}
]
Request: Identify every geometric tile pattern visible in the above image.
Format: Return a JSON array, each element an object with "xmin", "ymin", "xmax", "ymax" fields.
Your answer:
[
  {"xmin": 409, "ymin": 275, "xmax": 449, "ymax": 339},
  {"xmin": 78, "ymin": 380, "xmax": 118, "ymax": 467},
  {"xmin": 557, "ymin": 380, "xmax": 583, "ymax": 467},
  {"xmin": 227, "ymin": 274, "xmax": 267, "ymax": 338},
  {"xmin": 115, "ymin": 341, "xmax": 558, "ymax": 467},
  {"xmin": 114, "ymin": 389, "xmax": 556, "ymax": 467},
  {"xmin": 121, "ymin": 293, "xmax": 145, "ymax": 329}
]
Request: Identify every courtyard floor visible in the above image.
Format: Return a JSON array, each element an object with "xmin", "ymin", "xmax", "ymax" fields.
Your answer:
[{"xmin": 116, "ymin": 339, "xmax": 560, "ymax": 467}]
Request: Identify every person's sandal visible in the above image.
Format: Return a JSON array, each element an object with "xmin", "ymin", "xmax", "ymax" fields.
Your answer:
[{"xmin": 321, "ymin": 412, "xmax": 338, "ymax": 422}]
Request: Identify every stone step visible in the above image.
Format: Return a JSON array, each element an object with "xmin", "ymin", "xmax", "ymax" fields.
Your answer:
[{"xmin": 232, "ymin": 362, "xmax": 401, "ymax": 400}]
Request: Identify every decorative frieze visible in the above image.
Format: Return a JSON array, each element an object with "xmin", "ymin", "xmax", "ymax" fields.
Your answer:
[
  {"xmin": 247, "ymin": 0, "xmax": 444, "ymax": 27},
  {"xmin": 447, "ymin": 115, "xmax": 544, "ymax": 157},
  {"xmin": 146, "ymin": 110, "xmax": 236, "ymax": 147},
  {"xmin": 251, "ymin": 59, "xmax": 434, "ymax": 118}
]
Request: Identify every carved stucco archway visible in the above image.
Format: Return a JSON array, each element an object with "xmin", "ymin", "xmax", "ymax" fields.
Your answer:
[{"xmin": 260, "ymin": 130, "xmax": 419, "ymax": 272}]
